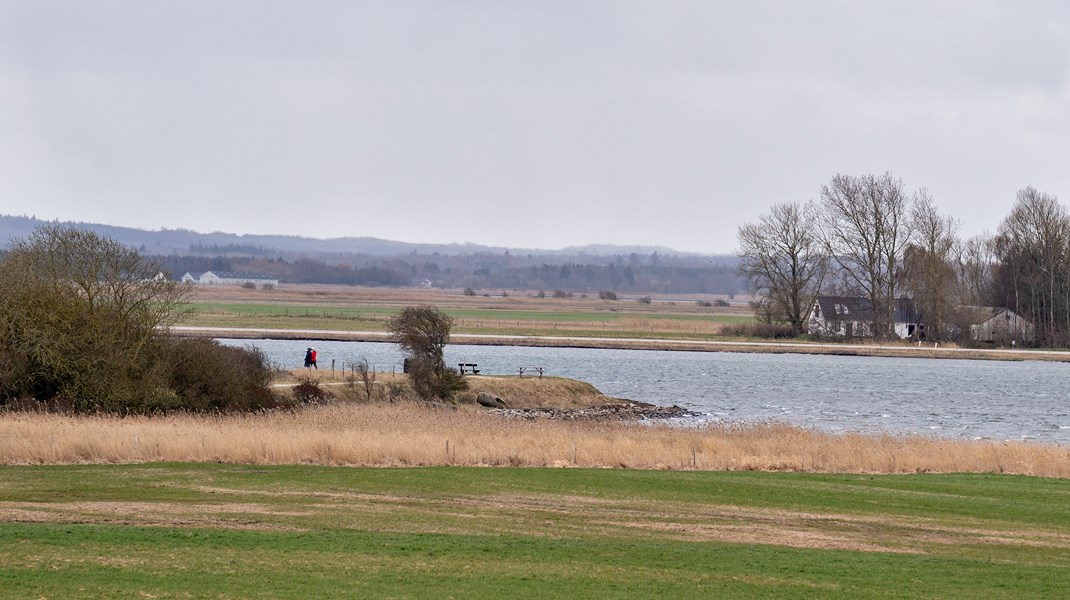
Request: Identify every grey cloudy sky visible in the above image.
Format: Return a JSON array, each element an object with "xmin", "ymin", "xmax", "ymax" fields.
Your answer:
[{"xmin": 1, "ymin": 1, "xmax": 1067, "ymax": 253}]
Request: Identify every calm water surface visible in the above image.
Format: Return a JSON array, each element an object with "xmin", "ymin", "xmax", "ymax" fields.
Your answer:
[{"xmin": 222, "ymin": 339, "xmax": 1070, "ymax": 444}]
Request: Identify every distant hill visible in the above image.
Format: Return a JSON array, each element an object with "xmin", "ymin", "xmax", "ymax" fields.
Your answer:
[
  {"xmin": 0, "ymin": 214, "xmax": 503, "ymax": 256},
  {"xmin": 0, "ymin": 214, "xmax": 744, "ymax": 294},
  {"xmin": 0, "ymin": 214, "xmax": 734, "ymax": 260}
]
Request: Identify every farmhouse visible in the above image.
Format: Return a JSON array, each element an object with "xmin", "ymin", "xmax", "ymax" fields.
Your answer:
[
  {"xmin": 952, "ymin": 306, "xmax": 1035, "ymax": 344},
  {"xmin": 808, "ymin": 296, "xmax": 917, "ymax": 339},
  {"xmin": 181, "ymin": 270, "xmax": 279, "ymax": 287},
  {"xmin": 809, "ymin": 295, "xmax": 1035, "ymax": 344}
]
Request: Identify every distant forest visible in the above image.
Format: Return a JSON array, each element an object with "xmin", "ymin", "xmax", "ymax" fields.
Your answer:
[
  {"xmin": 157, "ymin": 253, "xmax": 744, "ymax": 295},
  {"xmin": 1, "ymin": 215, "xmax": 744, "ymax": 295}
]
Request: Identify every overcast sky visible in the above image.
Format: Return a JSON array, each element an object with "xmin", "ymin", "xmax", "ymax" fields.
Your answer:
[{"xmin": 1, "ymin": 1, "xmax": 1067, "ymax": 253}]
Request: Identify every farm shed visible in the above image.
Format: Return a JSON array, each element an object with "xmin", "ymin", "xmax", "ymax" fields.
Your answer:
[
  {"xmin": 952, "ymin": 306, "xmax": 1035, "ymax": 344},
  {"xmin": 183, "ymin": 271, "xmax": 278, "ymax": 287}
]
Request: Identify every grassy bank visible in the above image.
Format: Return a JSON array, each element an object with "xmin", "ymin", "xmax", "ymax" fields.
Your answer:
[
  {"xmin": 277, "ymin": 369, "xmax": 627, "ymax": 410},
  {"xmin": 2, "ymin": 464, "xmax": 1070, "ymax": 598}
]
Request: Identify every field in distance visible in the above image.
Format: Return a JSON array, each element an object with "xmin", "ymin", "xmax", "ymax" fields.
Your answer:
[{"xmin": 181, "ymin": 284, "xmax": 756, "ymax": 340}]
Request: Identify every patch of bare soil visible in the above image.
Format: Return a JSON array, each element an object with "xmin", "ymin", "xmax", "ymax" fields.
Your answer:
[
  {"xmin": 452, "ymin": 494, "xmax": 1070, "ymax": 554},
  {"xmin": 6, "ymin": 486, "xmax": 1068, "ymax": 555},
  {"xmin": 0, "ymin": 501, "xmax": 308, "ymax": 531}
]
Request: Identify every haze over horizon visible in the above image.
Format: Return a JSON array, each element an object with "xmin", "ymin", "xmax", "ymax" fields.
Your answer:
[{"xmin": 2, "ymin": 1, "xmax": 1067, "ymax": 253}]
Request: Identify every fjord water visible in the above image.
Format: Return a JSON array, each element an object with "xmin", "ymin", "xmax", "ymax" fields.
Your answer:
[{"xmin": 224, "ymin": 339, "xmax": 1070, "ymax": 444}]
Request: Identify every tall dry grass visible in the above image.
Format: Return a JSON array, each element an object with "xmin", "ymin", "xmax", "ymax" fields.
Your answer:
[{"xmin": 2, "ymin": 404, "xmax": 1068, "ymax": 477}]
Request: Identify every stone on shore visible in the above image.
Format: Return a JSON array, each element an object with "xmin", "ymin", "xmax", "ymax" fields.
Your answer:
[{"xmin": 476, "ymin": 392, "xmax": 511, "ymax": 409}]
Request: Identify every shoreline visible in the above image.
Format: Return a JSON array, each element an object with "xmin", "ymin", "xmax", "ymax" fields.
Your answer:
[{"xmin": 170, "ymin": 325, "xmax": 1070, "ymax": 363}]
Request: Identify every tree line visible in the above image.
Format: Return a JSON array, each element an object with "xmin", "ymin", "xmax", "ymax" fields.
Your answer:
[
  {"xmin": 738, "ymin": 172, "xmax": 1068, "ymax": 347},
  {"xmin": 153, "ymin": 253, "xmax": 745, "ymax": 295}
]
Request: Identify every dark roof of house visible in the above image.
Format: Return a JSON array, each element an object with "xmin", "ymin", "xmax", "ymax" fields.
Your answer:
[
  {"xmin": 951, "ymin": 305, "xmax": 1031, "ymax": 325},
  {"xmin": 813, "ymin": 296, "xmax": 916, "ymax": 324}
]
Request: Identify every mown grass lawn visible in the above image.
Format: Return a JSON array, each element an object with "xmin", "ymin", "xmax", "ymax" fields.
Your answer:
[{"xmin": 2, "ymin": 465, "xmax": 1068, "ymax": 598}]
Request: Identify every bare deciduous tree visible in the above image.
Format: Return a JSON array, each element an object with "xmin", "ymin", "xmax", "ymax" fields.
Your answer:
[
  {"xmin": 352, "ymin": 356, "xmax": 376, "ymax": 402},
  {"xmin": 993, "ymin": 186, "xmax": 1070, "ymax": 345},
  {"xmin": 819, "ymin": 173, "xmax": 911, "ymax": 339},
  {"xmin": 901, "ymin": 192, "xmax": 960, "ymax": 340},
  {"xmin": 956, "ymin": 234, "xmax": 996, "ymax": 307},
  {"xmin": 737, "ymin": 201, "xmax": 827, "ymax": 335}
]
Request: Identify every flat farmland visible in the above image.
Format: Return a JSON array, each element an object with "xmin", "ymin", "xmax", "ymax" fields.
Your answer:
[
  {"xmin": 181, "ymin": 284, "xmax": 755, "ymax": 339},
  {"xmin": 3, "ymin": 464, "xmax": 1070, "ymax": 599}
]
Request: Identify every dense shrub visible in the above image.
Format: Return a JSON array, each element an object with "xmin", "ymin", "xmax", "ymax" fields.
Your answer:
[
  {"xmin": 0, "ymin": 225, "xmax": 189, "ymax": 412},
  {"xmin": 599, "ymin": 290, "xmax": 618, "ymax": 300},
  {"xmin": 0, "ymin": 225, "xmax": 284, "ymax": 414},
  {"xmin": 387, "ymin": 305, "xmax": 468, "ymax": 402},
  {"xmin": 405, "ymin": 358, "xmax": 468, "ymax": 402},
  {"xmin": 292, "ymin": 376, "xmax": 332, "ymax": 404},
  {"xmin": 160, "ymin": 338, "xmax": 281, "ymax": 412},
  {"xmin": 719, "ymin": 322, "xmax": 799, "ymax": 339}
]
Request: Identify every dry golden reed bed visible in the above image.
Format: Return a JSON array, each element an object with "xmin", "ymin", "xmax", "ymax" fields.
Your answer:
[{"xmin": 3, "ymin": 403, "xmax": 1069, "ymax": 477}]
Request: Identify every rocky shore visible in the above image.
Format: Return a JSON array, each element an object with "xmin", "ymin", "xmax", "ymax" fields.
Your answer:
[{"xmin": 491, "ymin": 401, "xmax": 696, "ymax": 421}]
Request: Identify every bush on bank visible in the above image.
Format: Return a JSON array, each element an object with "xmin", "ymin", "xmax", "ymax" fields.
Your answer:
[{"xmin": 0, "ymin": 225, "xmax": 284, "ymax": 414}]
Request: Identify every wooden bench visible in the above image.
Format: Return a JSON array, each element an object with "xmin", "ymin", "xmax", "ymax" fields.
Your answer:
[
  {"xmin": 458, "ymin": 363, "xmax": 480, "ymax": 375},
  {"xmin": 518, "ymin": 366, "xmax": 544, "ymax": 378}
]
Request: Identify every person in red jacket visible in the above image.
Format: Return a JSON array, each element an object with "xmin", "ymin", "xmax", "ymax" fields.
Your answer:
[{"xmin": 310, "ymin": 347, "xmax": 318, "ymax": 369}]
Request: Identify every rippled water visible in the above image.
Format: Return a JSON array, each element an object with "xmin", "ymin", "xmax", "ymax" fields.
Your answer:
[{"xmin": 222, "ymin": 338, "xmax": 1070, "ymax": 444}]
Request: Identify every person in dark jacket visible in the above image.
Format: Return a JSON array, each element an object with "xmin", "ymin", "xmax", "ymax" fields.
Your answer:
[{"xmin": 304, "ymin": 347, "xmax": 313, "ymax": 368}]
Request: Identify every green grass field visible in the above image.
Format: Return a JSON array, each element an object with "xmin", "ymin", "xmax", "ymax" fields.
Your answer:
[
  {"xmin": 181, "ymin": 302, "xmax": 754, "ymax": 338},
  {"xmin": 3, "ymin": 464, "xmax": 1069, "ymax": 598}
]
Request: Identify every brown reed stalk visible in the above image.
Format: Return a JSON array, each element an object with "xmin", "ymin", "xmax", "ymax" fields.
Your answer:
[{"xmin": 1, "ymin": 404, "xmax": 1067, "ymax": 477}]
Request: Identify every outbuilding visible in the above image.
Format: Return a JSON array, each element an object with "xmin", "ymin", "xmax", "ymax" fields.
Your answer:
[
  {"xmin": 953, "ymin": 306, "xmax": 1034, "ymax": 344},
  {"xmin": 182, "ymin": 270, "xmax": 279, "ymax": 287}
]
